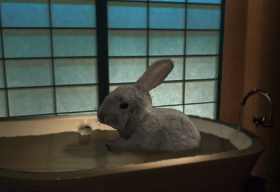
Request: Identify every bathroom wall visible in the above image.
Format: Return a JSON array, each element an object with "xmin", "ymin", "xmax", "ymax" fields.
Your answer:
[
  {"xmin": 221, "ymin": 0, "xmax": 279, "ymax": 189},
  {"xmin": 219, "ymin": 0, "xmax": 247, "ymax": 124},
  {"xmin": 262, "ymin": 1, "xmax": 280, "ymax": 190},
  {"xmin": 242, "ymin": 0, "xmax": 274, "ymax": 143},
  {"xmin": 242, "ymin": 1, "xmax": 279, "ymax": 186},
  {"xmin": 221, "ymin": 0, "xmax": 278, "ymax": 140}
]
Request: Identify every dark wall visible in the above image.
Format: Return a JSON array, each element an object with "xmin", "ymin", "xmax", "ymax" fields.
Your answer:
[
  {"xmin": 220, "ymin": 0, "xmax": 247, "ymax": 124},
  {"xmin": 220, "ymin": 0, "xmax": 280, "ymax": 190}
]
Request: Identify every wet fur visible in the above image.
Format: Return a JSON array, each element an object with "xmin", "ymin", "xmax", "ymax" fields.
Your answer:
[{"xmin": 98, "ymin": 60, "xmax": 201, "ymax": 152}]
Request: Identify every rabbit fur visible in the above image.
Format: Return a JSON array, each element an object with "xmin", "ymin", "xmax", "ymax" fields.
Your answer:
[{"xmin": 97, "ymin": 59, "xmax": 201, "ymax": 152}]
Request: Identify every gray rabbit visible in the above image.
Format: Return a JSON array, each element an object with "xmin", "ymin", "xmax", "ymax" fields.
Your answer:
[{"xmin": 97, "ymin": 59, "xmax": 200, "ymax": 152}]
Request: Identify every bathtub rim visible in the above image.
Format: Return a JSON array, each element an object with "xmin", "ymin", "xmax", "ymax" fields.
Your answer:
[{"xmin": 0, "ymin": 114, "xmax": 263, "ymax": 181}]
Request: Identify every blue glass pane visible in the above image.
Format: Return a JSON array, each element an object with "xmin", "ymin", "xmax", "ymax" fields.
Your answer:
[
  {"xmin": 151, "ymin": 83, "xmax": 183, "ymax": 106},
  {"xmin": 109, "ymin": 58, "xmax": 146, "ymax": 83},
  {"xmin": 157, "ymin": 105, "xmax": 184, "ymax": 112},
  {"xmin": 150, "ymin": 31, "xmax": 184, "ymax": 55},
  {"xmin": 0, "ymin": 90, "xmax": 7, "ymax": 117},
  {"xmin": 109, "ymin": 30, "xmax": 146, "ymax": 56},
  {"xmin": 186, "ymin": 31, "xmax": 220, "ymax": 55},
  {"xmin": 1, "ymin": 0, "xmax": 49, "ymax": 27},
  {"xmin": 187, "ymin": 5, "xmax": 221, "ymax": 29},
  {"xmin": 185, "ymin": 103, "xmax": 216, "ymax": 119},
  {"xmin": 150, "ymin": 0, "xmax": 185, "ymax": 2},
  {"xmin": 6, "ymin": 59, "xmax": 52, "ymax": 87},
  {"xmin": 150, "ymin": 4, "xmax": 185, "ymax": 29},
  {"xmin": 188, "ymin": 0, "xmax": 221, "ymax": 4},
  {"xmin": 108, "ymin": 2, "xmax": 147, "ymax": 28},
  {"xmin": 0, "ymin": 61, "xmax": 4, "ymax": 88},
  {"xmin": 55, "ymin": 58, "xmax": 97, "ymax": 85},
  {"xmin": 53, "ymin": 30, "xmax": 96, "ymax": 57},
  {"xmin": 185, "ymin": 56, "xmax": 218, "ymax": 79},
  {"xmin": 52, "ymin": 0, "xmax": 96, "ymax": 27},
  {"xmin": 3, "ymin": 29, "xmax": 51, "ymax": 58},
  {"xmin": 149, "ymin": 57, "xmax": 183, "ymax": 80},
  {"xmin": 9, "ymin": 88, "xmax": 54, "ymax": 116},
  {"xmin": 56, "ymin": 86, "xmax": 98, "ymax": 113},
  {"xmin": 185, "ymin": 80, "xmax": 217, "ymax": 103}
]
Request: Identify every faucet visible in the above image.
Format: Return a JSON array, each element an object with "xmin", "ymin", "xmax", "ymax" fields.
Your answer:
[{"xmin": 239, "ymin": 89, "xmax": 273, "ymax": 130}]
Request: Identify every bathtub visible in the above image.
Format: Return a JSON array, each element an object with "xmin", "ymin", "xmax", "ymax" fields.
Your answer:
[{"xmin": 0, "ymin": 115, "xmax": 262, "ymax": 192}]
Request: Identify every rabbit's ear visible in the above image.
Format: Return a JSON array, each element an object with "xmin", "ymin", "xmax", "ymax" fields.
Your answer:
[{"xmin": 136, "ymin": 59, "xmax": 173, "ymax": 92}]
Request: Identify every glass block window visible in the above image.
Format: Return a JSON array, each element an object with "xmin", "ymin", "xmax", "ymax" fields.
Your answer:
[
  {"xmin": 0, "ymin": 0, "xmax": 98, "ymax": 117},
  {"xmin": 108, "ymin": 1, "xmax": 148, "ymax": 89},
  {"xmin": 0, "ymin": 0, "xmax": 224, "ymax": 119},
  {"xmin": 108, "ymin": 0, "xmax": 223, "ymax": 119}
]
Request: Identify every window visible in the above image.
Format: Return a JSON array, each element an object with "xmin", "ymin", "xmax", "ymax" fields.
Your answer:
[
  {"xmin": 0, "ymin": 0, "xmax": 224, "ymax": 119},
  {"xmin": 0, "ymin": 0, "xmax": 98, "ymax": 117},
  {"xmin": 107, "ymin": 0, "xmax": 223, "ymax": 119}
]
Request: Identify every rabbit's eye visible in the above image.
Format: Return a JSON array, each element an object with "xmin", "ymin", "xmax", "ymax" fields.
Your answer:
[{"xmin": 120, "ymin": 102, "xmax": 129, "ymax": 109}]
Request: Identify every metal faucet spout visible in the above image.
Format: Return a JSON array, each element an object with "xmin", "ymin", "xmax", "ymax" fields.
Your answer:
[{"xmin": 239, "ymin": 89, "xmax": 273, "ymax": 130}]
